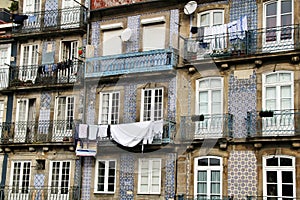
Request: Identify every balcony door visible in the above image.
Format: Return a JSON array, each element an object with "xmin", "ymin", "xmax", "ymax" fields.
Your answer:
[
  {"xmin": 61, "ymin": 0, "xmax": 80, "ymax": 29},
  {"xmin": 53, "ymin": 96, "xmax": 74, "ymax": 141},
  {"xmin": 263, "ymin": 0, "xmax": 294, "ymax": 52},
  {"xmin": 59, "ymin": 41, "xmax": 78, "ymax": 83},
  {"xmin": 20, "ymin": 44, "xmax": 39, "ymax": 82},
  {"xmin": 23, "ymin": 0, "xmax": 41, "ymax": 29},
  {"xmin": 0, "ymin": 45, "xmax": 10, "ymax": 88},
  {"xmin": 262, "ymin": 71, "xmax": 294, "ymax": 136},
  {"xmin": 0, "ymin": 101, "xmax": 3, "ymax": 140},
  {"xmin": 15, "ymin": 99, "xmax": 36, "ymax": 143}
]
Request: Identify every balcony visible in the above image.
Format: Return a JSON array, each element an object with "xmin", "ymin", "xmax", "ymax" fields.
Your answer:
[
  {"xmin": 97, "ymin": 120, "xmax": 176, "ymax": 146},
  {"xmin": 0, "ymin": 120, "xmax": 77, "ymax": 144},
  {"xmin": 3, "ymin": 60, "xmax": 83, "ymax": 89},
  {"xmin": 181, "ymin": 24, "xmax": 300, "ymax": 62},
  {"xmin": 85, "ymin": 49, "xmax": 177, "ymax": 78},
  {"xmin": 0, "ymin": 66, "xmax": 9, "ymax": 89},
  {"xmin": 246, "ymin": 110, "xmax": 300, "ymax": 137},
  {"xmin": 12, "ymin": 6, "xmax": 87, "ymax": 36},
  {"xmin": 0, "ymin": 186, "xmax": 79, "ymax": 200},
  {"xmin": 180, "ymin": 114, "xmax": 233, "ymax": 141}
]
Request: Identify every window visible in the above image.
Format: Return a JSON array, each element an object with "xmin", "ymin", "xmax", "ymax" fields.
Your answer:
[
  {"xmin": 141, "ymin": 88, "xmax": 163, "ymax": 121},
  {"xmin": 49, "ymin": 161, "xmax": 71, "ymax": 199},
  {"xmin": 61, "ymin": 0, "xmax": 80, "ymax": 28},
  {"xmin": 94, "ymin": 160, "xmax": 116, "ymax": 193},
  {"xmin": 23, "ymin": 0, "xmax": 41, "ymax": 28},
  {"xmin": 54, "ymin": 96, "xmax": 74, "ymax": 141},
  {"xmin": 262, "ymin": 71, "xmax": 294, "ymax": 136},
  {"xmin": 59, "ymin": 41, "xmax": 78, "ymax": 83},
  {"xmin": 0, "ymin": 101, "xmax": 3, "ymax": 138},
  {"xmin": 99, "ymin": 92, "xmax": 120, "ymax": 125},
  {"xmin": 142, "ymin": 17, "xmax": 166, "ymax": 51},
  {"xmin": 20, "ymin": 44, "xmax": 39, "ymax": 82},
  {"xmin": 102, "ymin": 28, "xmax": 123, "ymax": 56},
  {"xmin": 195, "ymin": 78, "xmax": 223, "ymax": 138},
  {"xmin": 0, "ymin": 45, "xmax": 10, "ymax": 88},
  {"xmin": 10, "ymin": 161, "xmax": 31, "ymax": 197},
  {"xmin": 138, "ymin": 158, "xmax": 161, "ymax": 194},
  {"xmin": 197, "ymin": 10, "xmax": 225, "ymax": 52},
  {"xmin": 263, "ymin": 0, "xmax": 293, "ymax": 49},
  {"xmin": 263, "ymin": 156, "xmax": 295, "ymax": 200},
  {"xmin": 194, "ymin": 157, "xmax": 222, "ymax": 200}
]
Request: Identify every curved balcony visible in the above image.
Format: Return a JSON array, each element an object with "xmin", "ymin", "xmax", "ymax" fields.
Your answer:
[{"xmin": 85, "ymin": 49, "xmax": 177, "ymax": 78}]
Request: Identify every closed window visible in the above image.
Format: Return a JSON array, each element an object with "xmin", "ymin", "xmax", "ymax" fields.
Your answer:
[
  {"xmin": 20, "ymin": 44, "xmax": 39, "ymax": 82},
  {"xmin": 99, "ymin": 92, "xmax": 120, "ymax": 125},
  {"xmin": 138, "ymin": 158, "xmax": 161, "ymax": 194},
  {"xmin": 103, "ymin": 29, "xmax": 123, "ymax": 56},
  {"xmin": 194, "ymin": 157, "xmax": 222, "ymax": 199},
  {"xmin": 142, "ymin": 17, "xmax": 166, "ymax": 51},
  {"xmin": 49, "ymin": 161, "xmax": 71, "ymax": 197},
  {"xmin": 263, "ymin": 156, "xmax": 295, "ymax": 199},
  {"xmin": 10, "ymin": 161, "xmax": 31, "ymax": 195},
  {"xmin": 141, "ymin": 88, "xmax": 163, "ymax": 121},
  {"xmin": 94, "ymin": 160, "xmax": 116, "ymax": 193}
]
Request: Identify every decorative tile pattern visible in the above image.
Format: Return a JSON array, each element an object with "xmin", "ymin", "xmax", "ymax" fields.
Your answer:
[
  {"xmin": 165, "ymin": 153, "xmax": 176, "ymax": 200},
  {"xmin": 168, "ymin": 77, "xmax": 176, "ymax": 121},
  {"xmin": 230, "ymin": 0, "xmax": 257, "ymax": 30},
  {"xmin": 124, "ymin": 84, "xmax": 137, "ymax": 123},
  {"xmin": 228, "ymin": 71, "xmax": 256, "ymax": 138},
  {"xmin": 228, "ymin": 151, "xmax": 258, "ymax": 199},
  {"xmin": 86, "ymin": 86, "xmax": 97, "ymax": 125},
  {"xmin": 91, "ymin": 21, "xmax": 101, "ymax": 57},
  {"xmin": 169, "ymin": 9, "xmax": 179, "ymax": 49},
  {"xmin": 40, "ymin": 92, "xmax": 51, "ymax": 109},
  {"xmin": 126, "ymin": 15, "xmax": 140, "ymax": 53},
  {"xmin": 119, "ymin": 154, "xmax": 135, "ymax": 200},
  {"xmin": 81, "ymin": 157, "xmax": 93, "ymax": 200},
  {"xmin": 45, "ymin": 0, "xmax": 58, "ymax": 11},
  {"xmin": 74, "ymin": 159, "xmax": 81, "ymax": 187}
]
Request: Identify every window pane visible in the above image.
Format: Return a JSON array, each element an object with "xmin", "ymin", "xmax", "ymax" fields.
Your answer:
[
  {"xmin": 200, "ymin": 13, "xmax": 209, "ymax": 27},
  {"xmin": 211, "ymin": 183, "xmax": 220, "ymax": 194},
  {"xmin": 266, "ymin": 74, "xmax": 277, "ymax": 83},
  {"xmin": 210, "ymin": 158, "xmax": 220, "ymax": 166},
  {"xmin": 213, "ymin": 12, "xmax": 223, "ymax": 25},
  {"xmin": 199, "ymin": 80, "xmax": 209, "ymax": 88},
  {"xmin": 280, "ymin": 158, "xmax": 292, "ymax": 166},
  {"xmin": 279, "ymin": 73, "xmax": 291, "ymax": 82},
  {"xmin": 282, "ymin": 184, "xmax": 293, "ymax": 196},
  {"xmin": 282, "ymin": 171, "xmax": 293, "ymax": 183},
  {"xmin": 281, "ymin": 86, "xmax": 291, "ymax": 98},
  {"xmin": 266, "ymin": 17, "xmax": 276, "ymax": 28},
  {"xmin": 211, "ymin": 171, "xmax": 220, "ymax": 181},
  {"xmin": 198, "ymin": 158, "xmax": 208, "ymax": 166},
  {"xmin": 266, "ymin": 2, "xmax": 277, "ymax": 16},
  {"xmin": 267, "ymin": 158, "xmax": 278, "ymax": 166},
  {"xmin": 198, "ymin": 183, "xmax": 207, "ymax": 194},
  {"xmin": 210, "ymin": 79, "xmax": 221, "ymax": 88},
  {"xmin": 281, "ymin": 0, "xmax": 292, "ymax": 14},
  {"xmin": 267, "ymin": 171, "xmax": 277, "ymax": 183},
  {"xmin": 198, "ymin": 171, "xmax": 207, "ymax": 181},
  {"xmin": 281, "ymin": 15, "xmax": 292, "ymax": 26},
  {"xmin": 267, "ymin": 184, "xmax": 278, "ymax": 196}
]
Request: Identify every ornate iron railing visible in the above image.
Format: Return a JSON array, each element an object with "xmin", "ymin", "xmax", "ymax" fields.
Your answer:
[
  {"xmin": 0, "ymin": 120, "xmax": 77, "ymax": 144},
  {"xmin": 180, "ymin": 114, "xmax": 233, "ymax": 141},
  {"xmin": 85, "ymin": 49, "xmax": 177, "ymax": 78},
  {"xmin": 12, "ymin": 6, "xmax": 87, "ymax": 33},
  {"xmin": 97, "ymin": 120, "xmax": 176, "ymax": 145},
  {"xmin": 246, "ymin": 110, "xmax": 300, "ymax": 137},
  {"xmin": 8, "ymin": 60, "xmax": 83, "ymax": 88},
  {"xmin": 0, "ymin": 186, "xmax": 80, "ymax": 200},
  {"xmin": 181, "ymin": 24, "xmax": 300, "ymax": 61}
]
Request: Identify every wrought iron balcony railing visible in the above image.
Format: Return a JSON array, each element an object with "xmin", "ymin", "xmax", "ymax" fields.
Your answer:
[
  {"xmin": 181, "ymin": 24, "xmax": 300, "ymax": 61},
  {"xmin": 12, "ymin": 6, "xmax": 87, "ymax": 34},
  {"xmin": 85, "ymin": 49, "xmax": 177, "ymax": 78},
  {"xmin": 5, "ymin": 60, "xmax": 83, "ymax": 88},
  {"xmin": 246, "ymin": 110, "xmax": 300, "ymax": 137},
  {"xmin": 97, "ymin": 120, "xmax": 176, "ymax": 145},
  {"xmin": 180, "ymin": 114, "xmax": 233, "ymax": 141},
  {"xmin": 0, "ymin": 120, "xmax": 77, "ymax": 144},
  {"xmin": 0, "ymin": 186, "xmax": 80, "ymax": 200}
]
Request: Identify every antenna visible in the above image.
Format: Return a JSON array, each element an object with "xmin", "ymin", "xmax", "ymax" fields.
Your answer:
[
  {"xmin": 121, "ymin": 28, "xmax": 132, "ymax": 42},
  {"xmin": 184, "ymin": 1, "xmax": 197, "ymax": 15}
]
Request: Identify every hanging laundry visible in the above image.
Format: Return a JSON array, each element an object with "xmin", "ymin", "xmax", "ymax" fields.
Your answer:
[
  {"xmin": 88, "ymin": 125, "xmax": 98, "ymax": 140},
  {"xmin": 79, "ymin": 124, "xmax": 88, "ymax": 138},
  {"xmin": 98, "ymin": 125, "xmax": 108, "ymax": 138},
  {"xmin": 28, "ymin": 15, "xmax": 37, "ymax": 23}
]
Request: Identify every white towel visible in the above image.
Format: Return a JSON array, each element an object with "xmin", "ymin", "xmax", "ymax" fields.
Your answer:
[
  {"xmin": 98, "ymin": 125, "xmax": 108, "ymax": 137},
  {"xmin": 88, "ymin": 125, "xmax": 98, "ymax": 140},
  {"xmin": 79, "ymin": 124, "xmax": 88, "ymax": 138}
]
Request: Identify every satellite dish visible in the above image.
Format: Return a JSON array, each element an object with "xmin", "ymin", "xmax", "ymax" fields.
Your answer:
[
  {"xmin": 184, "ymin": 1, "xmax": 197, "ymax": 15},
  {"xmin": 121, "ymin": 28, "xmax": 132, "ymax": 42}
]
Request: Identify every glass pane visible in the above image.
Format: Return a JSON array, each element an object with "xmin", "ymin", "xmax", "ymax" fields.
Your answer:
[
  {"xmin": 199, "ymin": 80, "xmax": 209, "ymax": 88},
  {"xmin": 267, "ymin": 184, "xmax": 278, "ymax": 196},
  {"xmin": 267, "ymin": 171, "xmax": 277, "ymax": 183},
  {"xmin": 282, "ymin": 184, "xmax": 293, "ymax": 196},
  {"xmin": 282, "ymin": 171, "xmax": 293, "ymax": 183},
  {"xmin": 211, "ymin": 171, "xmax": 220, "ymax": 181},
  {"xmin": 281, "ymin": 0, "xmax": 292, "ymax": 14},
  {"xmin": 198, "ymin": 183, "xmax": 207, "ymax": 194},
  {"xmin": 281, "ymin": 99, "xmax": 291, "ymax": 110},
  {"xmin": 211, "ymin": 103, "xmax": 221, "ymax": 114},
  {"xmin": 279, "ymin": 73, "xmax": 291, "ymax": 82},
  {"xmin": 266, "ymin": 17, "xmax": 276, "ymax": 29},
  {"xmin": 266, "ymin": 100, "xmax": 276, "ymax": 110},
  {"xmin": 200, "ymin": 13, "xmax": 209, "ymax": 27},
  {"xmin": 281, "ymin": 86, "xmax": 291, "ymax": 98},
  {"xmin": 198, "ymin": 158, "xmax": 208, "ymax": 166},
  {"xmin": 267, "ymin": 158, "xmax": 278, "ymax": 166},
  {"xmin": 266, "ymin": 2, "xmax": 277, "ymax": 16},
  {"xmin": 212, "ymin": 90, "xmax": 221, "ymax": 101},
  {"xmin": 281, "ymin": 15, "xmax": 292, "ymax": 26},
  {"xmin": 280, "ymin": 158, "xmax": 292, "ymax": 166},
  {"xmin": 210, "ymin": 79, "xmax": 221, "ymax": 88},
  {"xmin": 213, "ymin": 12, "xmax": 223, "ymax": 26},
  {"xmin": 198, "ymin": 171, "xmax": 207, "ymax": 181},
  {"xmin": 266, "ymin": 87, "xmax": 276, "ymax": 99},
  {"xmin": 199, "ymin": 92, "xmax": 208, "ymax": 102},
  {"xmin": 211, "ymin": 183, "xmax": 220, "ymax": 194},
  {"xmin": 210, "ymin": 158, "xmax": 220, "ymax": 166},
  {"xmin": 266, "ymin": 74, "xmax": 277, "ymax": 83}
]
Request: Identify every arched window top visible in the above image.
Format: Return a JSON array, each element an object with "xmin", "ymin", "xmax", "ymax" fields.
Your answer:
[
  {"xmin": 263, "ymin": 155, "xmax": 295, "ymax": 167},
  {"xmin": 195, "ymin": 156, "xmax": 222, "ymax": 167}
]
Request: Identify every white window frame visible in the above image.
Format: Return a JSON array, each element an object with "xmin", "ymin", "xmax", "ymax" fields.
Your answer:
[
  {"xmin": 262, "ymin": 71, "xmax": 294, "ymax": 136},
  {"xmin": 9, "ymin": 161, "xmax": 31, "ymax": 196},
  {"xmin": 197, "ymin": 9, "xmax": 224, "ymax": 28},
  {"xmin": 0, "ymin": 45, "xmax": 11, "ymax": 88},
  {"xmin": 142, "ymin": 18, "xmax": 166, "ymax": 51},
  {"xmin": 98, "ymin": 91, "xmax": 120, "ymax": 125},
  {"xmin": 140, "ymin": 87, "xmax": 164, "ymax": 122},
  {"xmin": 94, "ymin": 159, "xmax": 117, "ymax": 193},
  {"xmin": 48, "ymin": 161, "xmax": 71, "ymax": 198},
  {"xmin": 138, "ymin": 158, "xmax": 161, "ymax": 194},
  {"xmin": 263, "ymin": 0, "xmax": 294, "ymax": 51},
  {"xmin": 20, "ymin": 44, "xmax": 39, "ymax": 82},
  {"xmin": 263, "ymin": 155, "xmax": 296, "ymax": 200},
  {"xmin": 194, "ymin": 156, "xmax": 223, "ymax": 200},
  {"xmin": 0, "ymin": 101, "xmax": 3, "ymax": 138}
]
